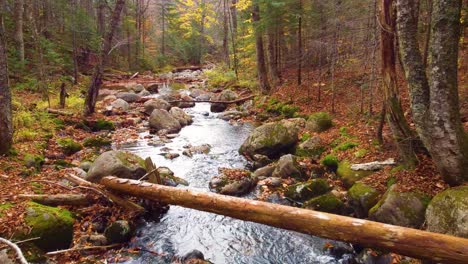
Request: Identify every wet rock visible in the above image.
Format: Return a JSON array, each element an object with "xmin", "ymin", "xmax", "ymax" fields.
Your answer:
[
  {"xmin": 146, "ymin": 83, "xmax": 159, "ymax": 93},
  {"xmin": 295, "ymin": 136, "xmax": 324, "ymax": 158},
  {"xmin": 218, "ymin": 110, "xmax": 245, "ymax": 121},
  {"xmin": 176, "ymin": 94, "xmax": 196, "ymax": 108},
  {"xmin": 209, "ymin": 169, "xmax": 257, "ymax": 196},
  {"xmin": 111, "ymin": 98, "xmax": 130, "ymax": 111},
  {"xmin": 337, "ymin": 161, "xmax": 374, "ymax": 188},
  {"xmin": 285, "ymin": 179, "xmax": 330, "ymax": 202},
  {"xmin": 201, "ymin": 111, "xmax": 210, "ymax": 116},
  {"xmin": 265, "ymin": 177, "xmax": 282, "ymax": 187},
  {"xmin": 210, "ymin": 90, "xmax": 238, "ymax": 112},
  {"xmin": 170, "ymin": 107, "xmax": 193, "ymax": 126},
  {"xmin": 86, "ymin": 150, "xmax": 146, "ymax": 182},
  {"xmin": 158, "ymin": 167, "xmax": 189, "ymax": 186},
  {"xmin": 144, "ymin": 98, "xmax": 171, "ymax": 114},
  {"xmin": 251, "ymin": 154, "xmax": 273, "ymax": 169},
  {"xmin": 425, "ymin": 186, "xmax": 468, "ymax": 238},
  {"xmin": 138, "ymin": 89, "xmax": 151, "ymax": 97},
  {"xmin": 149, "ymin": 109, "xmax": 182, "ymax": 133},
  {"xmin": 305, "ymin": 112, "xmax": 333, "ymax": 132},
  {"xmin": 79, "ymin": 234, "xmax": 107, "ymax": 246},
  {"xmin": 265, "ymin": 192, "xmax": 291, "ymax": 206},
  {"xmin": 104, "ymin": 220, "xmax": 131, "ymax": 244},
  {"xmin": 272, "ymin": 154, "xmax": 304, "ymax": 179},
  {"xmin": 132, "ymin": 84, "xmax": 145, "ymax": 93},
  {"xmin": 239, "ymin": 119, "xmax": 301, "ymax": 159},
  {"xmin": 303, "ymin": 193, "xmax": 344, "ymax": 214},
  {"xmin": 253, "ymin": 163, "xmax": 276, "ymax": 178},
  {"xmin": 347, "ymin": 182, "xmax": 380, "ymax": 218},
  {"xmin": 163, "ymin": 153, "xmax": 180, "ymax": 160},
  {"xmin": 182, "ymin": 250, "xmax": 209, "ymax": 264},
  {"xmin": 116, "ymin": 92, "xmax": 141, "ymax": 103},
  {"xmin": 369, "ymin": 185, "xmax": 430, "ymax": 228}
]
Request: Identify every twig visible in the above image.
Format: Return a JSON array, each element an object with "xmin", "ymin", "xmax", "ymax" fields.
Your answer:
[
  {"xmin": 137, "ymin": 168, "xmax": 159, "ymax": 181},
  {"xmin": 0, "ymin": 237, "xmax": 41, "ymax": 250},
  {"xmin": 46, "ymin": 243, "xmax": 123, "ymax": 255},
  {"xmin": 0, "ymin": 237, "xmax": 28, "ymax": 264}
]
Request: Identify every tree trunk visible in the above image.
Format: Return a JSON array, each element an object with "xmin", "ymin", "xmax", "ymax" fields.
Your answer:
[
  {"xmin": 161, "ymin": 0, "xmax": 166, "ymax": 56},
  {"xmin": 0, "ymin": 6, "xmax": 12, "ymax": 155},
  {"xmin": 297, "ymin": 0, "xmax": 303, "ymax": 86},
  {"xmin": 14, "ymin": 0, "xmax": 24, "ymax": 62},
  {"xmin": 71, "ymin": 0, "xmax": 79, "ymax": 84},
  {"xmin": 380, "ymin": 0, "xmax": 418, "ymax": 168},
  {"xmin": 252, "ymin": 2, "xmax": 270, "ymax": 94},
  {"xmin": 229, "ymin": 0, "xmax": 239, "ymax": 78},
  {"xmin": 267, "ymin": 28, "xmax": 279, "ymax": 85},
  {"xmin": 97, "ymin": 0, "xmax": 106, "ymax": 36},
  {"xmin": 19, "ymin": 194, "xmax": 91, "ymax": 206},
  {"xmin": 222, "ymin": 0, "xmax": 230, "ymax": 67},
  {"xmin": 101, "ymin": 176, "xmax": 468, "ymax": 264},
  {"xmin": 396, "ymin": 0, "xmax": 467, "ymax": 185},
  {"xmin": 84, "ymin": 0, "xmax": 126, "ymax": 116}
]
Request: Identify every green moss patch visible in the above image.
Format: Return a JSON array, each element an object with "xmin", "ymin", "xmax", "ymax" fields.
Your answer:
[
  {"xmin": 57, "ymin": 138, "xmax": 83, "ymax": 155},
  {"xmin": 321, "ymin": 154, "xmax": 339, "ymax": 169},
  {"xmin": 306, "ymin": 112, "xmax": 333, "ymax": 132},
  {"xmin": 303, "ymin": 193, "xmax": 344, "ymax": 214},
  {"xmin": 334, "ymin": 141, "xmax": 359, "ymax": 151},
  {"xmin": 116, "ymin": 151, "xmax": 145, "ymax": 168},
  {"xmin": 285, "ymin": 179, "xmax": 330, "ymax": 202},
  {"xmin": 348, "ymin": 182, "xmax": 380, "ymax": 217},
  {"xmin": 83, "ymin": 136, "xmax": 112, "ymax": 148},
  {"xmin": 337, "ymin": 161, "xmax": 374, "ymax": 188}
]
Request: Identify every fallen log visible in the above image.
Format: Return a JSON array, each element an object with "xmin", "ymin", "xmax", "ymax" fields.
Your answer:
[
  {"xmin": 101, "ymin": 176, "xmax": 468, "ymax": 264},
  {"xmin": 19, "ymin": 194, "xmax": 91, "ymax": 206},
  {"xmin": 0, "ymin": 237, "xmax": 28, "ymax": 264},
  {"xmin": 172, "ymin": 66, "xmax": 203, "ymax": 72},
  {"xmin": 169, "ymin": 95, "xmax": 254, "ymax": 105},
  {"xmin": 47, "ymin": 108, "xmax": 72, "ymax": 116},
  {"xmin": 64, "ymin": 174, "xmax": 144, "ymax": 213}
]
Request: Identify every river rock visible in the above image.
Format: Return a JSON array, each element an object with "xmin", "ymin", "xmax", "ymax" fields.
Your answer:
[
  {"xmin": 285, "ymin": 179, "xmax": 330, "ymax": 202},
  {"xmin": 210, "ymin": 90, "xmax": 238, "ymax": 112},
  {"xmin": 253, "ymin": 163, "xmax": 276, "ymax": 178},
  {"xmin": 111, "ymin": 98, "xmax": 130, "ymax": 111},
  {"xmin": 116, "ymin": 92, "xmax": 141, "ymax": 103},
  {"xmin": 98, "ymin": 89, "xmax": 117, "ymax": 101},
  {"xmin": 425, "ymin": 186, "xmax": 468, "ymax": 238},
  {"xmin": 303, "ymin": 193, "xmax": 344, "ymax": 214},
  {"xmin": 265, "ymin": 192, "xmax": 291, "ymax": 206},
  {"xmin": 271, "ymin": 154, "xmax": 304, "ymax": 179},
  {"xmin": 18, "ymin": 202, "xmax": 74, "ymax": 252},
  {"xmin": 104, "ymin": 220, "xmax": 131, "ymax": 244},
  {"xmin": 139, "ymin": 89, "xmax": 151, "ymax": 97},
  {"xmin": 218, "ymin": 110, "xmax": 245, "ymax": 121},
  {"xmin": 239, "ymin": 119, "xmax": 301, "ymax": 159},
  {"xmin": 176, "ymin": 94, "xmax": 196, "ymax": 108},
  {"xmin": 86, "ymin": 151, "xmax": 146, "ymax": 182},
  {"xmin": 146, "ymin": 83, "xmax": 159, "ymax": 93},
  {"xmin": 209, "ymin": 168, "xmax": 257, "ymax": 196},
  {"xmin": 305, "ymin": 112, "xmax": 333, "ymax": 132},
  {"xmin": 182, "ymin": 250, "xmax": 209, "ymax": 264},
  {"xmin": 170, "ymin": 107, "xmax": 193, "ymax": 126},
  {"xmin": 79, "ymin": 161, "xmax": 92, "ymax": 172},
  {"xmin": 369, "ymin": 185, "xmax": 430, "ymax": 228},
  {"xmin": 347, "ymin": 182, "xmax": 380, "ymax": 218},
  {"xmin": 144, "ymin": 98, "xmax": 171, "ymax": 114},
  {"xmin": 149, "ymin": 109, "xmax": 182, "ymax": 133},
  {"xmin": 132, "ymin": 84, "xmax": 145, "ymax": 93},
  {"xmin": 295, "ymin": 136, "xmax": 324, "ymax": 158},
  {"xmin": 337, "ymin": 161, "xmax": 374, "ymax": 188},
  {"xmin": 158, "ymin": 167, "xmax": 189, "ymax": 186},
  {"xmin": 190, "ymin": 89, "xmax": 205, "ymax": 98}
]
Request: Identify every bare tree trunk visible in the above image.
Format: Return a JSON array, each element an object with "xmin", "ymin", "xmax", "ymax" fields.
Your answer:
[
  {"xmin": 161, "ymin": 0, "xmax": 166, "ymax": 56},
  {"xmin": 380, "ymin": 0, "xmax": 418, "ymax": 168},
  {"xmin": 369, "ymin": 0, "xmax": 378, "ymax": 115},
  {"xmin": 396, "ymin": 0, "xmax": 467, "ymax": 185},
  {"xmin": 267, "ymin": 28, "xmax": 279, "ymax": 85},
  {"xmin": 71, "ymin": 0, "xmax": 79, "ymax": 84},
  {"xmin": 252, "ymin": 1, "xmax": 270, "ymax": 94},
  {"xmin": 14, "ymin": 0, "xmax": 24, "ymax": 62},
  {"xmin": 229, "ymin": 0, "xmax": 239, "ymax": 78},
  {"xmin": 297, "ymin": 0, "xmax": 302, "ymax": 86},
  {"xmin": 222, "ymin": 0, "xmax": 230, "ymax": 67},
  {"xmin": 0, "ymin": 4, "xmax": 13, "ymax": 154},
  {"xmin": 84, "ymin": 0, "xmax": 126, "ymax": 116},
  {"xmin": 422, "ymin": 0, "xmax": 432, "ymax": 68},
  {"xmin": 97, "ymin": 0, "xmax": 106, "ymax": 36}
]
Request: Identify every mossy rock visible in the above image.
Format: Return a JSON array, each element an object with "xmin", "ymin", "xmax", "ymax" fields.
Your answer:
[
  {"xmin": 86, "ymin": 151, "xmax": 146, "ymax": 182},
  {"xmin": 271, "ymin": 154, "xmax": 305, "ymax": 179},
  {"xmin": 83, "ymin": 136, "xmax": 112, "ymax": 148},
  {"xmin": 369, "ymin": 185, "xmax": 431, "ymax": 228},
  {"xmin": 305, "ymin": 112, "xmax": 332, "ymax": 132},
  {"xmin": 354, "ymin": 149, "xmax": 368, "ymax": 158},
  {"xmin": 24, "ymin": 154, "xmax": 45, "ymax": 170},
  {"xmin": 348, "ymin": 182, "xmax": 380, "ymax": 218},
  {"xmin": 209, "ymin": 169, "xmax": 257, "ymax": 196},
  {"xmin": 303, "ymin": 193, "xmax": 344, "ymax": 214},
  {"xmin": 337, "ymin": 161, "xmax": 374, "ymax": 188},
  {"xmin": 285, "ymin": 179, "xmax": 330, "ymax": 202},
  {"xmin": 334, "ymin": 141, "xmax": 359, "ymax": 151},
  {"xmin": 57, "ymin": 138, "xmax": 83, "ymax": 155},
  {"xmin": 104, "ymin": 220, "xmax": 131, "ymax": 244},
  {"xmin": 94, "ymin": 119, "xmax": 115, "ymax": 131},
  {"xmin": 18, "ymin": 202, "xmax": 74, "ymax": 252},
  {"xmin": 321, "ymin": 155, "xmax": 339, "ymax": 170},
  {"xmin": 425, "ymin": 186, "xmax": 468, "ymax": 238},
  {"xmin": 295, "ymin": 137, "xmax": 325, "ymax": 158}
]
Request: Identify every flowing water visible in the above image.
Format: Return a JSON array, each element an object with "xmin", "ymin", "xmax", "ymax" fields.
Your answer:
[{"xmin": 119, "ymin": 99, "xmax": 349, "ymax": 264}]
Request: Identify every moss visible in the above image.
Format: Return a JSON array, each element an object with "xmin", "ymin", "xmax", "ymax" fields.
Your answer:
[
  {"xmin": 89, "ymin": 119, "xmax": 115, "ymax": 131},
  {"xmin": 0, "ymin": 202, "xmax": 13, "ymax": 217},
  {"xmin": 307, "ymin": 112, "xmax": 333, "ymax": 132},
  {"xmin": 386, "ymin": 177, "xmax": 397, "ymax": 188},
  {"xmin": 321, "ymin": 154, "xmax": 339, "ymax": 169},
  {"xmin": 295, "ymin": 146, "xmax": 325, "ymax": 158},
  {"xmin": 390, "ymin": 165, "xmax": 405, "ymax": 174},
  {"xmin": 300, "ymin": 132, "xmax": 311, "ymax": 142},
  {"xmin": 339, "ymin": 126, "xmax": 350, "ymax": 137},
  {"xmin": 24, "ymin": 154, "xmax": 45, "ymax": 170},
  {"xmin": 285, "ymin": 179, "xmax": 330, "ymax": 202},
  {"xmin": 334, "ymin": 141, "xmax": 359, "ymax": 151},
  {"xmin": 279, "ymin": 104, "xmax": 300, "ymax": 118},
  {"xmin": 104, "ymin": 220, "xmax": 131, "ymax": 244},
  {"xmin": 116, "ymin": 151, "xmax": 145, "ymax": 168},
  {"xmin": 354, "ymin": 149, "xmax": 368, "ymax": 158},
  {"xmin": 22, "ymin": 202, "xmax": 74, "ymax": 251},
  {"xmin": 303, "ymin": 193, "xmax": 344, "ymax": 214},
  {"xmin": 57, "ymin": 138, "xmax": 83, "ymax": 155},
  {"xmin": 54, "ymin": 159, "xmax": 74, "ymax": 169},
  {"xmin": 348, "ymin": 182, "xmax": 380, "ymax": 215},
  {"xmin": 83, "ymin": 136, "xmax": 112, "ymax": 148},
  {"xmin": 337, "ymin": 161, "xmax": 374, "ymax": 188}
]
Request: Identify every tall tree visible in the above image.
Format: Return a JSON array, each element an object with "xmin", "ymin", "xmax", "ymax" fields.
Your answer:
[
  {"xmin": 0, "ymin": 1, "xmax": 13, "ymax": 154},
  {"xmin": 396, "ymin": 0, "xmax": 467, "ymax": 185},
  {"xmin": 84, "ymin": 0, "xmax": 126, "ymax": 116},
  {"xmin": 252, "ymin": 0, "xmax": 270, "ymax": 94},
  {"xmin": 14, "ymin": 0, "xmax": 25, "ymax": 62}
]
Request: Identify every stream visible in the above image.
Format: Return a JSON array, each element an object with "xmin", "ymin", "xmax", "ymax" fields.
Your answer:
[{"xmin": 118, "ymin": 96, "xmax": 350, "ymax": 263}]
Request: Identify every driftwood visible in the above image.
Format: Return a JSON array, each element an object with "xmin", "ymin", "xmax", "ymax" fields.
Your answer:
[
  {"xmin": 47, "ymin": 108, "xmax": 72, "ymax": 116},
  {"xmin": 169, "ymin": 95, "xmax": 254, "ymax": 105},
  {"xmin": 46, "ymin": 243, "xmax": 123, "ymax": 255},
  {"xmin": 101, "ymin": 176, "xmax": 468, "ymax": 264},
  {"xmin": 18, "ymin": 194, "xmax": 91, "ymax": 206},
  {"xmin": 64, "ymin": 174, "xmax": 144, "ymax": 213},
  {"xmin": 0, "ymin": 237, "xmax": 28, "ymax": 264}
]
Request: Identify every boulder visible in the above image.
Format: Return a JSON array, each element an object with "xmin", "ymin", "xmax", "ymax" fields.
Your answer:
[
  {"xmin": 116, "ymin": 92, "xmax": 141, "ymax": 103},
  {"xmin": 285, "ymin": 179, "xmax": 330, "ymax": 202},
  {"xmin": 97, "ymin": 89, "xmax": 117, "ymax": 101},
  {"xmin": 303, "ymin": 193, "xmax": 344, "ymax": 214},
  {"xmin": 218, "ymin": 110, "xmax": 245, "ymax": 121},
  {"xmin": 239, "ymin": 119, "xmax": 301, "ymax": 159},
  {"xmin": 138, "ymin": 89, "xmax": 151, "ymax": 97},
  {"xmin": 425, "ymin": 186, "xmax": 468, "ymax": 238},
  {"xmin": 149, "ymin": 109, "xmax": 182, "ymax": 133},
  {"xmin": 369, "ymin": 185, "xmax": 430, "ymax": 228},
  {"xmin": 271, "ymin": 154, "xmax": 304, "ymax": 179},
  {"xmin": 209, "ymin": 168, "xmax": 257, "ymax": 196},
  {"xmin": 86, "ymin": 151, "xmax": 146, "ymax": 182},
  {"xmin": 146, "ymin": 83, "xmax": 159, "ymax": 93},
  {"xmin": 251, "ymin": 154, "xmax": 273, "ymax": 169},
  {"xmin": 170, "ymin": 107, "xmax": 193, "ymax": 126},
  {"xmin": 190, "ymin": 89, "xmax": 205, "ymax": 98},
  {"xmin": 295, "ymin": 136, "xmax": 324, "ymax": 158},
  {"xmin": 111, "ymin": 98, "xmax": 130, "ymax": 111},
  {"xmin": 253, "ymin": 163, "xmax": 276, "ymax": 178},
  {"xmin": 104, "ymin": 220, "xmax": 131, "ymax": 244},
  {"xmin": 337, "ymin": 161, "xmax": 374, "ymax": 188},
  {"xmin": 305, "ymin": 112, "xmax": 332, "ymax": 132},
  {"xmin": 132, "ymin": 84, "xmax": 145, "ymax": 93},
  {"xmin": 19, "ymin": 202, "xmax": 74, "ymax": 252},
  {"xmin": 144, "ymin": 98, "xmax": 171, "ymax": 114},
  {"xmin": 79, "ymin": 161, "xmax": 92, "ymax": 172},
  {"xmin": 158, "ymin": 167, "xmax": 189, "ymax": 186},
  {"xmin": 210, "ymin": 90, "xmax": 238, "ymax": 112},
  {"xmin": 176, "ymin": 94, "xmax": 196, "ymax": 108},
  {"xmin": 347, "ymin": 182, "xmax": 380, "ymax": 218}
]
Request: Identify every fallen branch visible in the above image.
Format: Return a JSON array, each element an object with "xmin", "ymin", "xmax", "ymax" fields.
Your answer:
[
  {"xmin": 18, "ymin": 194, "xmax": 91, "ymax": 206},
  {"xmin": 64, "ymin": 174, "xmax": 144, "ymax": 213},
  {"xmin": 129, "ymin": 72, "xmax": 139, "ymax": 80},
  {"xmin": 0, "ymin": 237, "xmax": 28, "ymax": 264},
  {"xmin": 169, "ymin": 95, "xmax": 254, "ymax": 105},
  {"xmin": 47, "ymin": 108, "xmax": 72, "ymax": 116},
  {"xmin": 0, "ymin": 237, "xmax": 41, "ymax": 251},
  {"xmin": 46, "ymin": 243, "xmax": 123, "ymax": 255}
]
